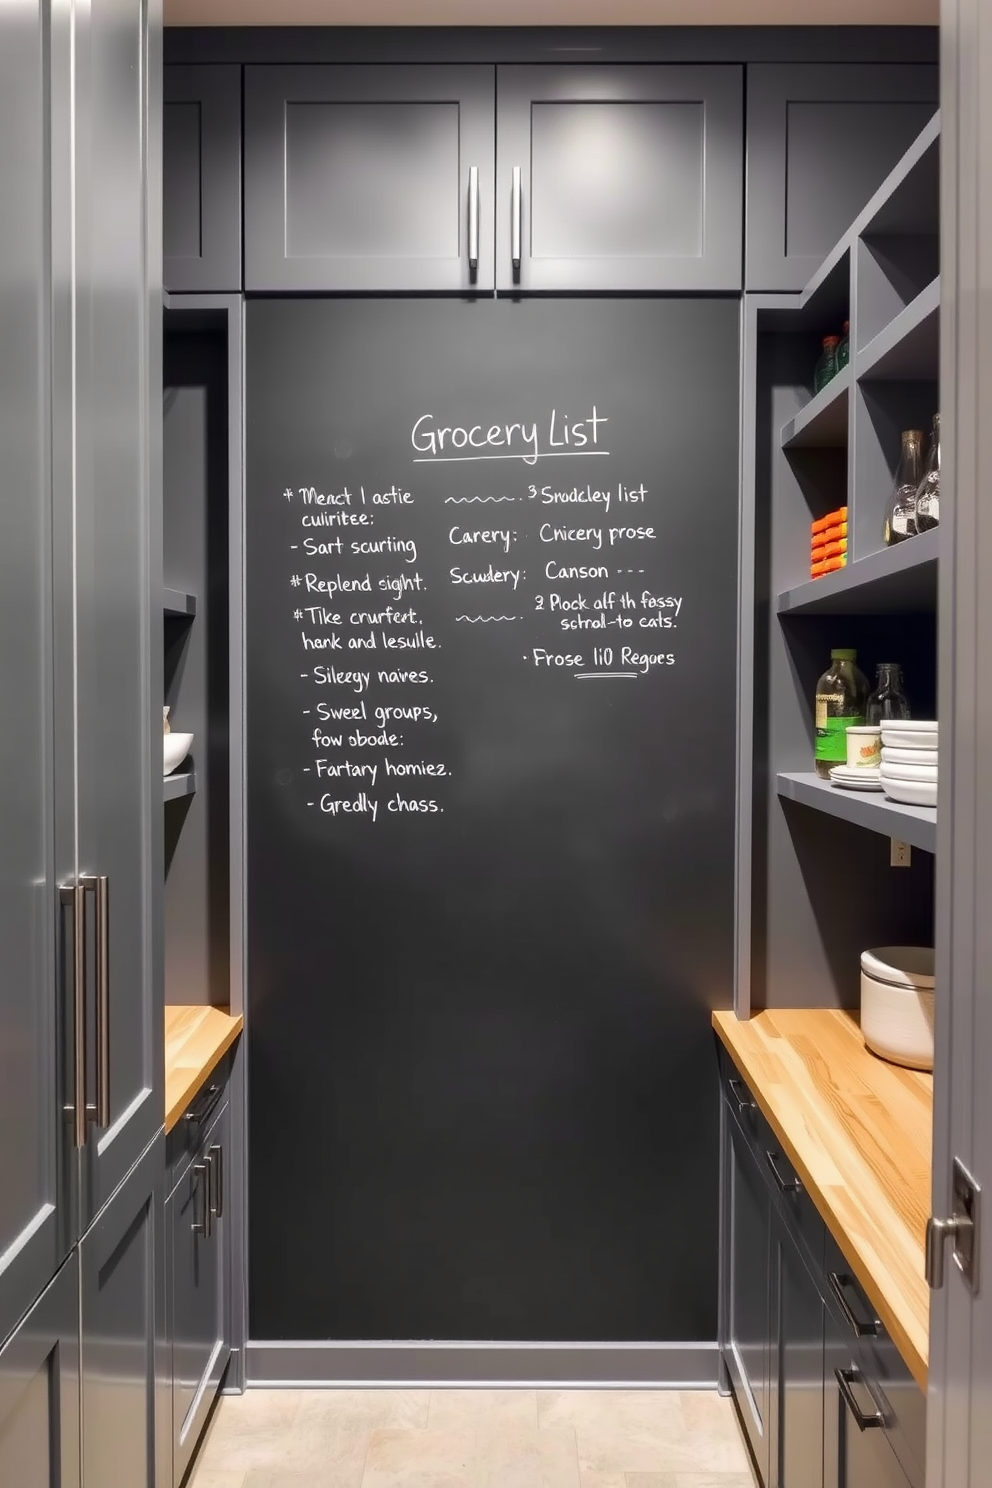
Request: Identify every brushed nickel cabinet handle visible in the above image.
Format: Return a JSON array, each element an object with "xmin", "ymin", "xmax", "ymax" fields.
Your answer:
[
  {"xmin": 468, "ymin": 165, "xmax": 479, "ymax": 273},
  {"xmin": 835, "ymin": 1366, "xmax": 885, "ymax": 1431},
  {"xmin": 511, "ymin": 165, "xmax": 522, "ymax": 275},
  {"xmin": 828, "ymin": 1271, "xmax": 881, "ymax": 1338},
  {"xmin": 192, "ymin": 1163, "xmax": 211, "ymax": 1239},
  {"xmin": 60, "ymin": 883, "xmax": 87, "ymax": 1149},
  {"xmin": 765, "ymin": 1149, "xmax": 803, "ymax": 1194},
  {"xmin": 728, "ymin": 1077, "xmax": 756, "ymax": 1116},
  {"xmin": 208, "ymin": 1143, "xmax": 224, "ymax": 1219},
  {"xmin": 82, "ymin": 874, "xmax": 109, "ymax": 1127}
]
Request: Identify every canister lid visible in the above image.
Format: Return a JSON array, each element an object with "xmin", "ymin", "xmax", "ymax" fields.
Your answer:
[{"xmin": 861, "ymin": 946, "xmax": 935, "ymax": 990}]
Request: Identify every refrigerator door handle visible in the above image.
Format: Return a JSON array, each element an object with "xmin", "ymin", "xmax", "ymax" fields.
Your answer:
[
  {"xmin": 60, "ymin": 882, "xmax": 88, "ymax": 1148},
  {"xmin": 511, "ymin": 166, "xmax": 522, "ymax": 276},
  {"xmin": 81, "ymin": 874, "xmax": 110, "ymax": 1128},
  {"xmin": 468, "ymin": 164, "xmax": 479, "ymax": 274}
]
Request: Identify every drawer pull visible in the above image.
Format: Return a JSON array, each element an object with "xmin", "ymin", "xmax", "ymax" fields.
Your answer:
[
  {"xmin": 835, "ymin": 1366, "xmax": 885, "ymax": 1431},
  {"xmin": 467, "ymin": 165, "xmax": 479, "ymax": 273},
  {"xmin": 511, "ymin": 166, "xmax": 522, "ymax": 274},
  {"xmin": 829, "ymin": 1271, "xmax": 881, "ymax": 1338},
  {"xmin": 765, "ymin": 1149, "xmax": 802, "ymax": 1194},
  {"xmin": 184, "ymin": 1083, "xmax": 222, "ymax": 1131},
  {"xmin": 208, "ymin": 1143, "xmax": 224, "ymax": 1220},
  {"xmin": 728, "ymin": 1077, "xmax": 757, "ymax": 1116}
]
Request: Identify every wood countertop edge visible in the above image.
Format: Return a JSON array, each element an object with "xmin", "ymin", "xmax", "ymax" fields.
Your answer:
[
  {"xmin": 164, "ymin": 1006, "xmax": 244, "ymax": 1135},
  {"xmin": 713, "ymin": 1010, "xmax": 929, "ymax": 1392}
]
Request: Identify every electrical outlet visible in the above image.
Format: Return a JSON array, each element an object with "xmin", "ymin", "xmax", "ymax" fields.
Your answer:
[{"xmin": 891, "ymin": 838, "xmax": 912, "ymax": 868}]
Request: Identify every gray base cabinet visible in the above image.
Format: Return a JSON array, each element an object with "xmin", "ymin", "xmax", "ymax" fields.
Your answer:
[
  {"xmin": 745, "ymin": 63, "xmax": 938, "ymax": 290},
  {"xmin": 720, "ymin": 1050, "xmax": 924, "ymax": 1488},
  {"xmin": 167, "ymin": 1082, "xmax": 232, "ymax": 1487},
  {"xmin": 0, "ymin": 1258, "xmax": 80, "ymax": 1488},
  {"xmin": 496, "ymin": 65, "xmax": 743, "ymax": 292},
  {"xmin": 244, "ymin": 64, "xmax": 495, "ymax": 293}
]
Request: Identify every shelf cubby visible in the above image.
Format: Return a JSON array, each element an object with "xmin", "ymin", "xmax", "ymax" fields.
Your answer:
[
  {"xmin": 164, "ymin": 587, "xmax": 197, "ymax": 619},
  {"xmin": 857, "ymin": 278, "xmax": 940, "ymax": 384},
  {"xmin": 164, "ymin": 771, "xmax": 197, "ymax": 803},
  {"xmin": 777, "ymin": 529, "xmax": 939, "ymax": 616},
  {"xmin": 780, "ymin": 365, "xmax": 851, "ymax": 451},
  {"xmin": 777, "ymin": 772, "xmax": 936, "ymax": 855}
]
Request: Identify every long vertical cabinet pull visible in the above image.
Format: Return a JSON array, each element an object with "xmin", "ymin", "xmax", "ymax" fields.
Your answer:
[
  {"xmin": 60, "ymin": 883, "xmax": 88, "ymax": 1148},
  {"xmin": 81, "ymin": 874, "xmax": 110, "ymax": 1127},
  {"xmin": 511, "ymin": 166, "xmax": 522, "ymax": 276},
  {"xmin": 467, "ymin": 165, "xmax": 479, "ymax": 274},
  {"xmin": 192, "ymin": 1163, "xmax": 211, "ymax": 1239},
  {"xmin": 208, "ymin": 1144, "xmax": 224, "ymax": 1219}
]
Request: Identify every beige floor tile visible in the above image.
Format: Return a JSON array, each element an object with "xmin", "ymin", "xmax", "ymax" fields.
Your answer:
[
  {"xmin": 578, "ymin": 1474, "xmax": 626, "ymax": 1488},
  {"xmin": 362, "ymin": 1427, "xmax": 478, "ymax": 1488},
  {"xmin": 536, "ymin": 1390, "xmax": 746, "ymax": 1476},
  {"xmin": 186, "ymin": 1471, "xmax": 247, "ymax": 1488},
  {"xmin": 626, "ymin": 1476, "xmax": 757, "ymax": 1488},
  {"xmin": 196, "ymin": 1391, "xmax": 309, "ymax": 1474},
  {"xmin": 244, "ymin": 1471, "xmax": 369, "ymax": 1488},
  {"xmin": 475, "ymin": 1426, "xmax": 579, "ymax": 1488},
  {"xmin": 296, "ymin": 1389, "xmax": 431, "ymax": 1431},
  {"xmin": 428, "ymin": 1390, "xmax": 538, "ymax": 1431}
]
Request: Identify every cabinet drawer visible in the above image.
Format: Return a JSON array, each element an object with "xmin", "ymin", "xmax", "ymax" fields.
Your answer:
[
  {"xmin": 167, "ymin": 1055, "xmax": 231, "ymax": 1188},
  {"xmin": 824, "ymin": 1237, "xmax": 925, "ymax": 1488}
]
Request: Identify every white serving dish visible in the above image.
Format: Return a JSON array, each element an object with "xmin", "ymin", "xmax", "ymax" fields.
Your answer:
[
  {"xmin": 860, "ymin": 945, "xmax": 935, "ymax": 1071},
  {"xmin": 879, "ymin": 772, "xmax": 938, "ymax": 808},
  {"xmin": 878, "ymin": 760, "xmax": 938, "ymax": 783},
  {"xmin": 164, "ymin": 732, "xmax": 193, "ymax": 776},
  {"xmin": 829, "ymin": 766, "xmax": 883, "ymax": 792},
  {"xmin": 881, "ymin": 745, "xmax": 938, "ymax": 767},
  {"xmin": 880, "ymin": 721, "xmax": 939, "ymax": 751}
]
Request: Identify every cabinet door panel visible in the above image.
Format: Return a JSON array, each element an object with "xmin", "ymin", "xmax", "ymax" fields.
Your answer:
[
  {"xmin": 778, "ymin": 1227, "xmax": 825, "ymax": 1488},
  {"xmin": 73, "ymin": 0, "xmax": 161, "ymax": 1225},
  {"xmin": 80, "ymin": 1138, "xmax": 166, "ymax": 1488},
  {"xmin": 496, "ymin": 65, "xmax": 742, "ymax": 291},
  {"xmin": 726, "ymin": 1109, "xmax": 772, "ymax": 1485},
  {"xmin": 170, "ymin": 1102, "xmax": 228, "ymax": 1485},
  {"xmin": 824, "ymin": 1307, "xmax": 914, "ymax": 1488},
  {"xmin": 0, "ymin": 0, "xmax": 72, "ymax": 1345},
  {"xmin": 746, "ymin": 64, "xmax": 938, "ymax": 290},
  {"xmin": 244, "ymin": 65, "xmax": 495, "ymax": 292},
  {"xmin": 0, "ymin": 1257, "xmax": 80, "ymax": 1488},
  {"xmin": 164, "ymin": 65, "xmax": 242, "ymax": 292}
]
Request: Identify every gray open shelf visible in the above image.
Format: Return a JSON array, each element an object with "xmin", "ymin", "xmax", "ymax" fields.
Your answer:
[
  {"xmin": 780, "ymin": 365, "xmax": 851, "ymax": 450},
  {"xmin": 777, "ymin": 772, "xmax": 936, "ymax": 854},
  {"xmin": 857, "ymin": 278, "xmax": 940, "ymax": 383},
  {"xmin": 164, "ymin": 587, "xmax": 197, "ymax": 618},
  {"xmin": 777, "ymin": 529, "xmax": 939, "ymax": 616},
  {"xmin": 163, "ymin": 770, "xmax": 197, "ymax": 803}
]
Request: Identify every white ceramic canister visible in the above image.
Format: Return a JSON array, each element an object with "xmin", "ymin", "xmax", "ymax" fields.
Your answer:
[
  {"xmin": 845, "ymin": 726, "xmax": 882, "ymax": 770},
  {"xmin": 860, "ymin": 945, "xmax": 935, "ymax": 1071}
]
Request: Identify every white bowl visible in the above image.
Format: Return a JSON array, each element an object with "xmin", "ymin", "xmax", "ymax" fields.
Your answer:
[
  {"xmin": 861, "ymin": 972, "xmax": 935, "ymax": 1070},
  {"xmin": 880, "ymin": 722, "xmax": 939, "ymax": 751},
  {"xmin": 164, "ymin": 732, "xmax": 193, "ymax": 776},
  {"xmin": 881, "ymin": 745, "xmax": 938, "ymax": 767},
  {"xmin": 861, "ymin": 945, "xmax": 935, "ymax": 988},
  {"xmin": 878, "ymin": 760, "xmax": 939, "ymax": 782},
  {"xmin": 880, "ymin": 719, "xmax": 938, "ymax": 734},
  {"xmin": 880, "ymin": 773, "xmax": 938, "ymax": 807}
]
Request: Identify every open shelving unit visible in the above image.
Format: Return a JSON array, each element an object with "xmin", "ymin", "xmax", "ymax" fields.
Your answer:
[
  {"xmin": 740, "ymin": 110, "xmax": 941, "ymax": 1017},
  {"xmin": 164, "ymin": 770, "xmax": 197, "ymax": 803},
  {"xmin": 163, "ymin": 586, "xmax": 197, "ymax": 619}
]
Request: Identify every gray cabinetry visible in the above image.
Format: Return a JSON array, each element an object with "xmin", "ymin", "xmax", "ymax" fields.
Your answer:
[
  {"xmin": 0, "ymin": 1258, "xmax": 80, "ymax": 1488},
  {"xmin": 71, "ymin": 0, "xmax": 162, "ymax": 1227},
  {"xmin": 168, "ymin": 1095, "xmax": 230, "ymax": 1487},
  {"xmin": 79, "ymin": 1137, "xmax": 168, "ymax": 1488},
  {"xmin": 165, "ymin": 66, "xmax": 242, "ymax": 292},
  {"xmin": 496, "ymin": 65, "xmax": 742, "ymax": 292},
  {"xmin": 0, "ymin": 0, "xmax": 71, "ymax": 1349},
  {"xmin": 746, "ymin": 64, "xmax": 937, "ymax": 290},
  {"xmin": 720, "ymin": 1053, "xmax": 923, "ymax": 1488},
  {"xmin": 244, "ymin": 65, "xmax": 495, "ymax": 292}
]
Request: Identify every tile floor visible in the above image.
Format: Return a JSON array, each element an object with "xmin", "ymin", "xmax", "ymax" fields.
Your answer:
[{"xmin": 188, "ymin": 1387, "xmax": 758, "ymax": 1488}]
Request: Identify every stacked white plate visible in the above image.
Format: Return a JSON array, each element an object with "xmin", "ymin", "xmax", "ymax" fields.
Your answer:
[{"xmin": 879, "ymin": 720, "xmax": 938, "ymax": 807}]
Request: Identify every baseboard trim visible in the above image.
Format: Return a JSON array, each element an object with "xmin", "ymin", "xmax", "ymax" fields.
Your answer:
[{"xmin": 246, "ymin": 1340, "xmax": 720, "ymax": 1388}]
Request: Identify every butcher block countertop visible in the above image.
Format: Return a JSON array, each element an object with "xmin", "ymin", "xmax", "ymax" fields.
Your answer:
[
  {"xmin": 164, "ymin": 1005, "xmax": 243, "ymax": 1135},
  {"xmin": 713, "ymin": 1008, "xmax": 932, "ymax": 1390}
]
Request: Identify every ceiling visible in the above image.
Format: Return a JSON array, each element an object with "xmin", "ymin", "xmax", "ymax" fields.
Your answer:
[{"xmin": 164, "ymin": 1, "xmax": 938, "ymax": 25}]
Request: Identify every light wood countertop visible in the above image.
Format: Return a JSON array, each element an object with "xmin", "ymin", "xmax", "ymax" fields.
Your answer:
[
  {"xmin": 164, "ymin": 1005, "xmax": 243, "ymax": 1135},
  {"xmin": 713, "ymin": 1008, "xmax": 932, "ymax": 1390}
]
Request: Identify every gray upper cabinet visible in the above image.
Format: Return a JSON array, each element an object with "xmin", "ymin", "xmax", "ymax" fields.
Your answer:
[
  {"xmin": 164, "ymin": 66, "xmax": 242, "ymax": 292},
  {"xmin": 0, "ymin": 0, "xmax": 72, "ymax": 1350},
  {"xmin": 495, "ymin": 65, "xmax": 743, "ymax": 292},
  {"xmin": 244, "ymin": 65, "xmax": 495, "ymax": 292},
  {"xmin": 72, "ymin": 0, "xmax": 162, "ymax": 1227},
  {"xmin": 746, "ymin": 64, "xmax": 938, "ymax": 291}
]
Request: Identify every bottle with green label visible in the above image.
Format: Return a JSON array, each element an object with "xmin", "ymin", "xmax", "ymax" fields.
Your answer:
[{"xmin": 815, "ymin": 648, "xmax": 869, "ymax": 778}]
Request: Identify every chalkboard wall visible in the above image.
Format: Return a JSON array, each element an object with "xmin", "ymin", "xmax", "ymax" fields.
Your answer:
[{"xmin": 246, "ymin": 298, "xmax": 739, "ymax": 1342}]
